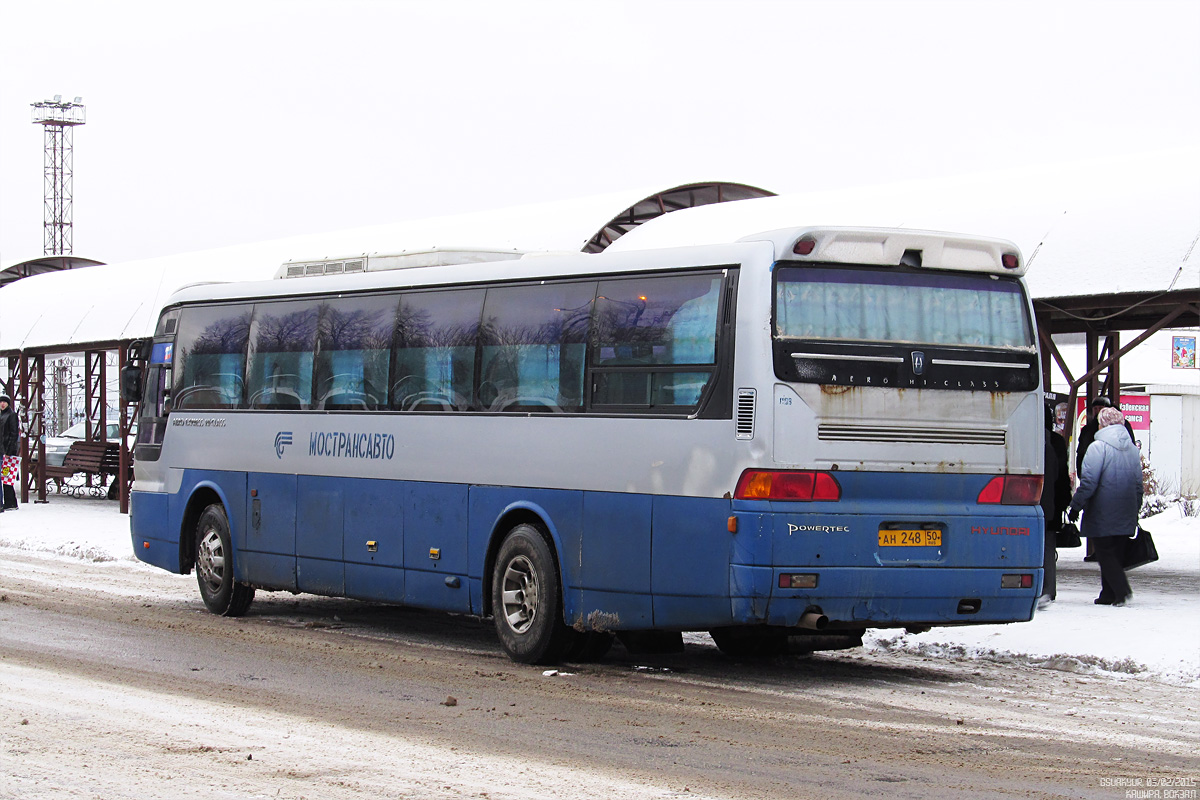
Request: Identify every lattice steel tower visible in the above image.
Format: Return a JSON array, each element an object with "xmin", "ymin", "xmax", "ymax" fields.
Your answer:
[{"xmin": 31, "ymin": 95, "xmax": 86, "ymax": 256}]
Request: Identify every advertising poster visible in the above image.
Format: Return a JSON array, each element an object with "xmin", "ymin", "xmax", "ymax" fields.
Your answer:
[
  {"xmin": 1075, "ymin": 393, "xmax": 1151, "ymax": 453},
  {"xmin": 1172, "ymin": 336, "xmax": 1196, "ymax": 369}
]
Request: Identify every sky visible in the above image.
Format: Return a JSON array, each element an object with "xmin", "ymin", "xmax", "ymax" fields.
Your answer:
[{"xmin": 2, "ymin": 0, "xmax": 1199, "ymax": 267}]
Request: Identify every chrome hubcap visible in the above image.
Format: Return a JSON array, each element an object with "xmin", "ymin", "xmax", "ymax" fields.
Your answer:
[
  {"xmin": 196, "ymin": 527, "xmax": 225, "ymax": 593},
  {"xmin": 500, "ymin": 555, "xmax": 539, "ymax": 634}
]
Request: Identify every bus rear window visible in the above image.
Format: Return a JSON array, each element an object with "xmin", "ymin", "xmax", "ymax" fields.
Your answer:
[{"xmin": 775, "ymin": 267, "xmax": 1032, "ymax": 349}]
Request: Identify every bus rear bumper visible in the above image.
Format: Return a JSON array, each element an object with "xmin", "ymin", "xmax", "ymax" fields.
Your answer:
[{"xmin": 733, "ymin": 564, "xmax": 1040, "ymax": 629}]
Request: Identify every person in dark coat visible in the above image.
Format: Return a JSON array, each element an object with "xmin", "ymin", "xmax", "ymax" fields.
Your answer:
[
  {"xmin": 0, "ymin": 395, "xmax": 19, "ymax": 511},
  {"xmin": 1068, "ymin": 406, "xmax": 1144, "ymax": 606},
  {"xmin": 1039, "ymin": 405, "xmax": 1071, "ymax": 608}
]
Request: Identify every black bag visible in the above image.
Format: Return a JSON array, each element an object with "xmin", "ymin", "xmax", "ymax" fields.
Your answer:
[
  {"xmin": 1122, "ymin": 527, "xmax": 1159, "ymax": 570},
  {"xmin": 1056, "ymin": 522, "xmax": 1081, "ymax": 548}
]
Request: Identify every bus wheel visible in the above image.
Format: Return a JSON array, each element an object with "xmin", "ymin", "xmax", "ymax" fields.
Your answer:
[
  {"xmin": 195, "ymin": 504, "xmax": 255, "ymax": 617},
  {"xmin": 709, "ymin": 627, "xmax": 787, "ymax": 658},
  {"xmin": 492, "ymin": 524, "xmax": 572, "ymax": 664}
]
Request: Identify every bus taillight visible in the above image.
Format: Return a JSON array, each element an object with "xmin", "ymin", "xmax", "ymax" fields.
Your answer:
[
  {"xmin": 1001, "ymin": 574, "xmax": 1035, "ymax": 589},
  {"xmin": 977, "ymin": 475, "xmax": 1043, "ymax": 505},
  {"xmin": 734, "ymin": 470, "xmax": 842, "ymax": 501}
]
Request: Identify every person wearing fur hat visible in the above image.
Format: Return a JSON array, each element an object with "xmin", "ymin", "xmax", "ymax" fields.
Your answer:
[
  {"xmin": 0, "ymin": 395, "xmax": 19, "ymax": 511},
  {"xmin": 1067, "ymin": 406, "xmax": 1144, "ymax": 606}
]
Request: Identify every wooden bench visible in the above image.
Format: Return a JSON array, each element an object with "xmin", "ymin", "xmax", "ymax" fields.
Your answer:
[
  {"xmin": 100, "ymin": 442, "xmax": 126, "ymax": 478},
  {"xmin": 43, "ymin": 440, "xmax": 112, "ymax": 482},
  {"xmin": 101, "ymin": 442, "xmax": 133, "ymax": 500},
  {"xmin": 42, "ymin": 440, "xmax": 133, "ymax": 498}
]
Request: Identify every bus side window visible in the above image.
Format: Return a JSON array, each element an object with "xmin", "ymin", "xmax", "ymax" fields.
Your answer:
[
  {"xmin": 478, "ymin": 281, "xmax": 595, "ymax": 413},
  {"xmin": 172, "ymin": 306, "xmax": 252, "ymax": 410},
  {"xmin": 391, "ymin": 288, "xmax": 485, "ymax": 412},
  {"xmin": 590, "ymin": 273, "xmax": 722, "ymax": 411},
  {"xmin": 245, "ymin": 301, "xmax": 320, "ymax": 410},
  {"xmin": 314, "ymin": 295, "xmax": 398, "ymax": 411}
]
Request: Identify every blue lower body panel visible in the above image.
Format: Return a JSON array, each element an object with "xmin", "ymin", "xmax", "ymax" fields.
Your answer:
[
  {"xmin": 129, "ymin": 489, "xmax": 177, "ymax": 572},
  {"xmin": 731, "ymin": 564, "xmax": 1038, "ymax": 628},
  {"xmin": 132, "ymin": 469, "xmax": 1042, "ymax": 634}
]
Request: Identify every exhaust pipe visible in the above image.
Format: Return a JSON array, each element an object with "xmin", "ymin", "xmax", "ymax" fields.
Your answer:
[{"xmin": 799, "ymin": 611, "xmax": 829, "ymax": 631}]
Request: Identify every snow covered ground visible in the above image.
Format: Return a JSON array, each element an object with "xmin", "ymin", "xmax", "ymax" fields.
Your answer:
[
  {"xmin": 2, "ymin": 494, "xmax": 1196, "ymax": 687},
  {"xmin": 870, "ymin": 506, "xmax": 1200, "ymax": 688}
]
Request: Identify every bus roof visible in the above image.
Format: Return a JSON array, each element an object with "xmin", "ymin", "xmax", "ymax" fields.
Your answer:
[
  {"xmin": 164, "ymin": 223, "xmax": 1024, "ymax": 308},
  {"xmin": 164, "ymin": 239, "xmax": 765, "ymax": 306}
]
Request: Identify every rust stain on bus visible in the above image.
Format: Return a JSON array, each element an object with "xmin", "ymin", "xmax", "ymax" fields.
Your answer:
[
  {"xmin": 816, "ymin": 384, "xmax": 868, "ymax": 417},
  {"xmin": 578, "ymin": 610, "xmax": 621, "ymax": 632}
]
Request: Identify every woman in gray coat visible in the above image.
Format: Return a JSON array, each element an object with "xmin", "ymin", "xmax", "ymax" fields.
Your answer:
[{"xmin": 1067, "ymin": 406, "xmax": 1144, "ymax": 605}]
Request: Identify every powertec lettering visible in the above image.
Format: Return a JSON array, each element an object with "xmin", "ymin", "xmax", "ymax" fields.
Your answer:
[
  {"xmin": 787, "ymin": 524, "xmax": 851, "ymax": 534},
  {"xmin": 309, "ymin": 431, "xmax": 396, "ymax": 460}
]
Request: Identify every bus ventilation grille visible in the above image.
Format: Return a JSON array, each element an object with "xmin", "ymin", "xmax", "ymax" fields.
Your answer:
[
  {"xmin": 285, "ymin": 260, "xmax": 366, "ymax": 278},
  {"xmin": 736, "ymin": 389, "xmax": 756, "ymax": 440},
  {"xmin": 818, "ymin": 425, "xmax": 1005, "ymax": 446}
]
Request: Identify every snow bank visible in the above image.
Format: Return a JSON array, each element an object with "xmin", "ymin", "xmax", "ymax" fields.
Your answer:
[
  {"xmin": 2, "ymin": 495, "xmax": 1196, "ymax": 686},
  {"xmin": 0, "ymin": 494, "xmax": 137, "ymax": 564},
  {"xmin": 867, "ymin": 507, "xmax": 1199, "ymax": 687}
]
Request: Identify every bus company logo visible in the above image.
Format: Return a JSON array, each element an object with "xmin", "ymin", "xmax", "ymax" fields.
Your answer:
[
  {"xmin": 274, "ymin": 431, "xmax": 293, "ymax": 458},
  {"xmin": 911, "ymin": 351, "xmax": 926, "ymax": 376}
]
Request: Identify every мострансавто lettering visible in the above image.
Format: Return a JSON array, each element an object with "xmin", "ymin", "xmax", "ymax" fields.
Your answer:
[{"xmin": 309, "ymin": 431, "xmax": 396, "ymax": 460}]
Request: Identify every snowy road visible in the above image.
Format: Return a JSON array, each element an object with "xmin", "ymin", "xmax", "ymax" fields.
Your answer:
[{"xmin": 2, "ymin": 541, "xmax": 1198, "ymax": 800}]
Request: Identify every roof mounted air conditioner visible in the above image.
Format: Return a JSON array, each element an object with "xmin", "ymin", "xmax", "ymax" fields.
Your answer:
[{"xmin": 275, "ymin": 247, "xmax": 526, "ymax": 279}]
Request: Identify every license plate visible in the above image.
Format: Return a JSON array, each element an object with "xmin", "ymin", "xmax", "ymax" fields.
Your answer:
[{"xmin": 879, "ymin": 529, "xmax": 942, "ymax": 547}]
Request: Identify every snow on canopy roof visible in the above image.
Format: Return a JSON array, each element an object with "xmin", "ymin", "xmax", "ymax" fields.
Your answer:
[
  {"xmin": 3, "ymin": 151, "xmax": 1195, "ymax": 354},
  {"xmin": 608, "ymin": 147, "xmax": 1200, "ymax": 301},
  {"xmin": 0, "ymin": 182, "xmax": 770, "ymax": 353}
]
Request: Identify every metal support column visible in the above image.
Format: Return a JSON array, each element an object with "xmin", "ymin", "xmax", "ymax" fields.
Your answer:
[
  {"xmin": 19, "ymin": 353, "xmax": 47, "ymax": 503},
  {"xmin": 1085, "ymin": 333, "xmax": 1099, "ymax": 406},
  {"xmin": 84, "ymin": 350, "xmax": 100, "ymax": 490},
  {"xmin": 1108, "ymin": 332, "xmax": 1120, "ymax": 401},
  {"xmin": 117, "ymin": 342, "xmax": 134, "ymax": 514}
]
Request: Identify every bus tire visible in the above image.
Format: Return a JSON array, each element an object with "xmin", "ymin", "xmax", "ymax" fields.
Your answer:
[
  {"xmin": 195, "ymin": 503, "xmax": 255, "ymax": 617},
  {"xmin": 492, "ymin": 523, "xmax": 573, "ymax": 664}
]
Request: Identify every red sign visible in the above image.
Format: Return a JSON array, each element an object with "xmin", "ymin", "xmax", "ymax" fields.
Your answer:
[
  {"xmin": 1120, "ymin": 394, "xmax": 1151, "ymax": 432},
  {"xmin": 1075, "ymin": 393, "xmax": 1151, "ymax": 432}
]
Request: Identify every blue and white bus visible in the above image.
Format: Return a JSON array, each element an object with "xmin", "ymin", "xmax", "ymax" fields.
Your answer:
[{"xmin": 126, "ymin": 224, "xmax": 1044, "ymax": 663}]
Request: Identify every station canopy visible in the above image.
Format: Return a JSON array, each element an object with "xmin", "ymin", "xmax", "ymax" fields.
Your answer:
[
  {"xmin": 2, "ymin": 150, "xmax": 1198, "ymax": 355},
  {"xmin": 0, "ymin": 255, "xmax": 105, "ymax": 289}
]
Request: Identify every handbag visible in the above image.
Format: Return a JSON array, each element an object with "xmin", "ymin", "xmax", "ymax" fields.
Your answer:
[
  {"xmin": 0, "ymin": 455, "xmax": 17, "ymax": 486},
  {"xmin": 1055, "ymin": 522, "xmax": 1081, "ymax": 548},
  {"xmin": 1122, "ymin": 527, "xmax": 1159, "ymax": 570}
]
